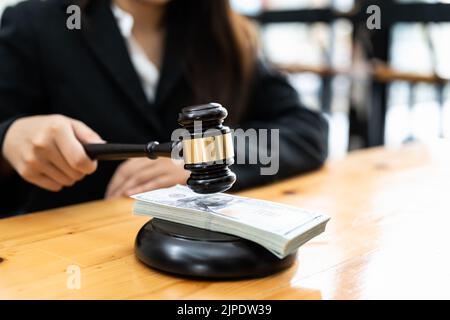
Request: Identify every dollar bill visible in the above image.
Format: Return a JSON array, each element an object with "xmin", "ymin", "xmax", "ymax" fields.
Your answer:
[{"xmin": 131, "ymin": 185, "xmax": 330, "ymax": 258}]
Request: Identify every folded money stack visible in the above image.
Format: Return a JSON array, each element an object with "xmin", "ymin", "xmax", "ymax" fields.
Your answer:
[{"xmin": 132, "ymin": 185, "xmax": 330, "ymax": 259}]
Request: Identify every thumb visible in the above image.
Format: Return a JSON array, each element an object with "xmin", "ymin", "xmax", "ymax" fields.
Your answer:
[{"xmin": 71, "ymin": 120, "xmax": 105, "ymax": 144}]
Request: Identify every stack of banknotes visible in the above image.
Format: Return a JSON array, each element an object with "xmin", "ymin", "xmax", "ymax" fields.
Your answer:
[{"xmin": 132, "ymin": 185, "xmax": 330, "ymax": 258}]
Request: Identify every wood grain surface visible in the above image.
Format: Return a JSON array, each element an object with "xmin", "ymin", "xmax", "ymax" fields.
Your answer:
[{"xmin": 1, "ymin": 142, "xmax": 450, "ymax": 299}]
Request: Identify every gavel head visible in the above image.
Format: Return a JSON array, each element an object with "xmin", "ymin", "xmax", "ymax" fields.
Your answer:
[{"xmin": 178, "ymin": 103, "xmax": 236, "ymax": 194}]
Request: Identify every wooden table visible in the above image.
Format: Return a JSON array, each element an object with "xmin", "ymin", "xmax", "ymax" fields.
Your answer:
[{"xmin": 2, "ymin": 143, "xmax": 450, "ymax": 299}]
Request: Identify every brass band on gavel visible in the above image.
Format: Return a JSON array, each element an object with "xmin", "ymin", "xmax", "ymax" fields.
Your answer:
[{"xmin": 182, "ymin": 132, "xmax": 234, "ymax": 164}]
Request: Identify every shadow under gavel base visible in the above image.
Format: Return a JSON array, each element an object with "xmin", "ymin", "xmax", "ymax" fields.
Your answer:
[{"xmin": 135, "ymin": 219, "xmax": 297, "ymax": 279}]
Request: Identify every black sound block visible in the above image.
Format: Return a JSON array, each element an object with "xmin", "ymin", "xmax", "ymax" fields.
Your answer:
[{"xmin": 135, "ymin": 219, "xmax": 297, "ymax": 279}]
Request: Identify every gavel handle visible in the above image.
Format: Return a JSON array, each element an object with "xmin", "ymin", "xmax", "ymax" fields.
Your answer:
[{"xmin": 83, "ymin": 141, "xmax": 181, "ymax": 161}]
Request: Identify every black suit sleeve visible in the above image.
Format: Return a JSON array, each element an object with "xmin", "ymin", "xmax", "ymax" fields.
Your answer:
[
  {"xmin": 231, "ymin": 61, "xmax": 329, "ymax": 190},
  {"xmin": 0, "ymin": 5, "xmax": 46, "ymax": 213}
]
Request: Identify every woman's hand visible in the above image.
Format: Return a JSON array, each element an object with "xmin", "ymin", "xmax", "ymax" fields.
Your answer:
[
  {"xmin": 105, "ymin": 157, "xmax": 190, "ymax": 198},
  {"xmin": 2, "ymin": 115, "xmax": 104, "ymax": 192}
]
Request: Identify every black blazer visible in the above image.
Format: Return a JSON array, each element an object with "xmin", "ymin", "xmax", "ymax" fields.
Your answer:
[{"xmin": 0, "ymin": 0, "xmax": 328, "ymax": 215}]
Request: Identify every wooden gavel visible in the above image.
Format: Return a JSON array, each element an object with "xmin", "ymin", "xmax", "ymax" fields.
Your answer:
[{"xmin": 83, "ymin": 103, "xmax": 236, "ymax": 194}]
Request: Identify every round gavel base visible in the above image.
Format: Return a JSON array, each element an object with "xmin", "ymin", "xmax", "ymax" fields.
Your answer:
[{"xmin": 135, "ymin": 219, "xmax": 297, "ymax": 279}]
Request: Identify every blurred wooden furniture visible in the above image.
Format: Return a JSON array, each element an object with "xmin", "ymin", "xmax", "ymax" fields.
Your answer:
[
  {"xmin": 276, "ymin": 62, "xmax": 449, "ymax": 84},
  {"xmin": 277, "ymin": 61, "xmax": 450, "ymax": 146},
  {"xmin": 260, "ymin": 2, "xmax": 450, "ymax": 147},
  {"xmin": 373, "ymin": 64, "xmax": 448, "ymax": 85},
  {"xmin": 1, "ymin": 142, "xmax": 450, "ymax": 299}
]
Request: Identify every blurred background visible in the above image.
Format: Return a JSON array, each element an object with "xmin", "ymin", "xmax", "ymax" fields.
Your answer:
[{"xmin": 2, "ymin": 0, "xmax": 450, "ymax": 159}]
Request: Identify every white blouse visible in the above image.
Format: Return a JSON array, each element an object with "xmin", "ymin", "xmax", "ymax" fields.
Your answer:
[{"xmin": 111, "ymin": 4, "xmax": 160, "ymax": 103}]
